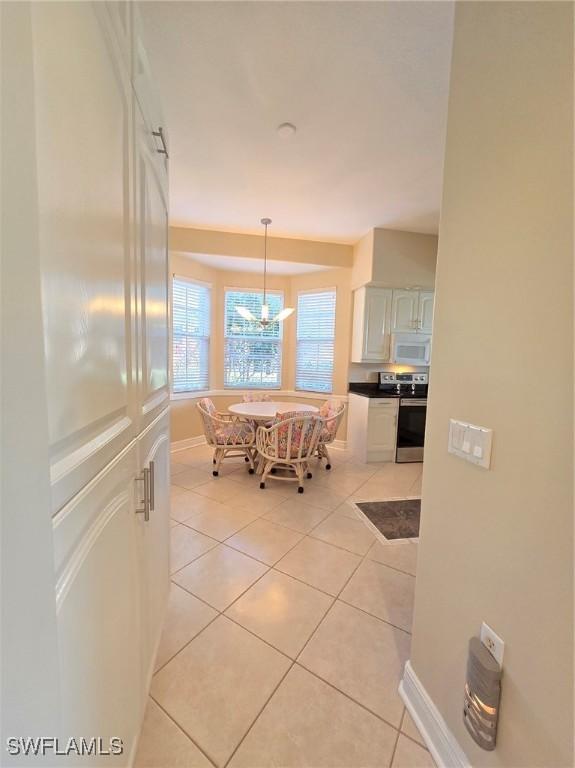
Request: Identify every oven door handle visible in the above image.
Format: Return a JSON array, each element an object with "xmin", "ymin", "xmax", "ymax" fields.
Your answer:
[{"xmin": 399, "ymin": 399, "xmax": 428, "ymax": 406}]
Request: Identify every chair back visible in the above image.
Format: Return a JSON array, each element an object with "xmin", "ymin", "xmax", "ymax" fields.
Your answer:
[
  {"xmin": 319, "ymin": 399, "xmax": 346, "ymax": 444},
  {"xmin": 197, "ymin": 397, "xmax": 218, "ymax": 446},
  {"xmin": 243, "ymin": 392, "xmax": 272, "ymax": 403},
  {"xmin": 270, "ymin": 411, "xmax": 322, "ymax": 460}
]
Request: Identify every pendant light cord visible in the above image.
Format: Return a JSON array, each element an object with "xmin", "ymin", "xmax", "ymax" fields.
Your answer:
[{"xmin": 263, "ymin": 220, "xmax": 267, "ymax": 307}]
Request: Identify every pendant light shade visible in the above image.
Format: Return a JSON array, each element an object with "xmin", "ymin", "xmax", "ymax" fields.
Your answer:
[
  {"xmin": 236, "ymin": 218, "xmax": 295, "ymax": 326},
  {"xmin": 236, "ymin": 305, "xmax": 257, "ymax": 322}
]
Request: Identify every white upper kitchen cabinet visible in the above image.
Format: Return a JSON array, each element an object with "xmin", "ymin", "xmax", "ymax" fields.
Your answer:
[
  {"xmin": 351, "ymin": 286, "xmax": 393, "ymax": 362},
  {"xmin": 418, "ymin": 290, "xmax": 435, "ymax": 333},
  {"xmin": 391, "ymin": 289, "xmax": 435, "ymax": 333},
  {"xmin": 391, "ymin": 290, "xmax": 420, "ymax": 333}
]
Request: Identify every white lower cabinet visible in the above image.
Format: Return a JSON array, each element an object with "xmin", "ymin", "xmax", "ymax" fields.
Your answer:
[
  {"xmin": 53, "ymin": 443, "xmax": 143, "ymax": 765},
  {"xmin": 348, "ymin": 394, "xmax": 398, "ymax": 463},
  {"xmin": 136, "ymin": 409, "xmax": 170, "ymax": 692},
  {"xmin": 52, "ymin": 408, "xmax": 170, "ymax": 765}
]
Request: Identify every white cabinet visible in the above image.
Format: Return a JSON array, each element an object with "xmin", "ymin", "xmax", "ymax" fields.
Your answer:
[
  {"xmin": 27, "ymin": 2, "xmax": 170, "ymax": 761},
  {"xmin": 367, "ymin": 400, "xmax": 399, "ymax": 459},
  {"xmin": 351, "ymin": 287, "xmax": 393, "ymax": 362},
  {"xmin": 135, "ymin": 102, "xmax": 170, "ymax": 431},
  {"xmin": 391, "ymin": 290, "xmax": 419, "ymax": 333},
  {"xmin": 53, "ymin": 443, "xmax": 142, "ymax": 767},
  {"xmin": 136, "ymin": 409, "xmax": 170, "ymax": 691},
  {"xmin": 33, "ymin": 0, "xmax": 138, "ymax": 514},
  {"xmin": 418, "ymin": 291, "xmax": 435, "ymax": 333},
  {"xmin": 352, "ymin": 287, "xmax": 434, "ymax": 363},
  {"xmin": 391, "ymin": 289, "xmax": 434, "ymax": 333},
  {"xmin": 348, "ymin": 394, "xmax": 398, "ymax": 463}
]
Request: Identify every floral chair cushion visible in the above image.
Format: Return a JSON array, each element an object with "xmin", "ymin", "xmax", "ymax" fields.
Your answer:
[
  {"xmin": 272, "ymin": 410, "xmax": 318, "ymax": 459},
  {"xmin": 214, "ymin": 423, "xmax": 254, "ymax": 446},
  {"xmin": 319, "ymin": 399, "xmax": 342, "ymax": 443},
  {"xmin": 243, "ymin": 392, "xmax": 272, "ymax": 403}
]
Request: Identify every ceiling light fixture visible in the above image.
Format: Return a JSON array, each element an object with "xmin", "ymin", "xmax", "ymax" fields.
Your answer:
[{"xmin": 236, "ymin": 218, "xmax": 295, "ymax": 327}]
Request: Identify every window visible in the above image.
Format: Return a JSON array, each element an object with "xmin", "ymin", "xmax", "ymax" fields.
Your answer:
[
  {"xmin": 224, "ymin": 289, "xmax": 283, "ymax": 388},
  {"xmin": 172, "ymin": 277, "xmax": 210, "ymax": 392},
  {"xmin": 296, "ymin": 289, "xmax": 336, "ymax": 393}
]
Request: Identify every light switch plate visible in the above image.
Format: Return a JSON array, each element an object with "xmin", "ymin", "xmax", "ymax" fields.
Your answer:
[{"xmin": 448, "ymin": 419, "xmax": 493, "ymax": 468}]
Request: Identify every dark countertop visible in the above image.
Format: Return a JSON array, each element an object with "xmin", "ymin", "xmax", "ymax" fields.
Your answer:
[
  {"xmin": 348, "ymin": 383, "xmax": 400, "ymax": 399},
  {"xmin": 348, "ymin": 382, "xmax": 428, "ymax": 399}
]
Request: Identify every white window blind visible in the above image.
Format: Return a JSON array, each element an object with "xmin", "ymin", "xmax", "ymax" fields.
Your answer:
[
  {"xmin": 224, "ymin": 289, "xmax": 283, "ymax": 388},
  {"xmin": 172, "ymin": 277, "xmax": 210, "ymax": 392},
  {"xmin": 296, "ymin": 289, "xmax": 336, "ymax": 393}
]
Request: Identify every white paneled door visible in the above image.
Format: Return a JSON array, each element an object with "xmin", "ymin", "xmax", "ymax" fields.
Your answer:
[
  {"xmin": 135, "ymin": 103, "xmax": 170, "ymax": 431},
  {"xmin": 3, "ymin": 3, "xmax": 170, "ymax": 765},
  {"xmin": 33, "ymin": 1, "xmax": 137, "ymax": 515}
]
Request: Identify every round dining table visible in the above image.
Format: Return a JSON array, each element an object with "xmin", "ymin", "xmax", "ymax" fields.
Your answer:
[{"xmin": 228, "ymin": 401, "xmax": 319, "ymax": 421}]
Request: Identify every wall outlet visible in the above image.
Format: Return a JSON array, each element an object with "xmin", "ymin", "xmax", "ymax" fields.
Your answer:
[{"xmin": 480, "ymin": 622, "xmax": 504, "ymax": 666}]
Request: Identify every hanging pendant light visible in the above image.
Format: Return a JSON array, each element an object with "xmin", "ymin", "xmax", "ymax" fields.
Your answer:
[{"xmin": 236, "ymin": 218, "xmax": 295, "ymax": 326}]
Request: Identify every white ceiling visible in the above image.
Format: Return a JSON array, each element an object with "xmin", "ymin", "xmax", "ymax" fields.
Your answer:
[
  {"xmin": 184, "ymin": 253, "xmax": 328, "ymax": 275},
  {"xmin": 141, "ymin": 2, "xmax": 454, "ymax": 244}
]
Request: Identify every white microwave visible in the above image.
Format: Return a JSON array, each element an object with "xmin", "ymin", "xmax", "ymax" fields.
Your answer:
[{"xmin": 391, "ymin": 333, "xmax": 432, "ymax": 365}]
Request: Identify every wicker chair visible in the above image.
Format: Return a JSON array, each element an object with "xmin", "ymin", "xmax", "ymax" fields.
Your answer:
[
  {"xmin": 242, "ymin": 392, "xmax": 272, "ymax": 402},
  {"xmin": 197, "ymin": 397, "xmax": 256, "ymax": 476},
  {"xmin": 256, "ymin": 411, "xmax": 323, "ymax": 493},
  {"xmin": 316, "ymin": 399, "xmax": 346, "ymax": 470}
]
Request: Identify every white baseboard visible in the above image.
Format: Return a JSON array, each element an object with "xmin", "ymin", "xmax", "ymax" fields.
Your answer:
[
  {"xmin": 399, "ymin": 660, "xmax": 470, "ymax": 768},
  {"xmin": 171, "ymin": 435, "xmax": 207, "ymax": 453},
  {"xmin": 332, "ymin": 439, "xmax": 347, "ymax": 450}
]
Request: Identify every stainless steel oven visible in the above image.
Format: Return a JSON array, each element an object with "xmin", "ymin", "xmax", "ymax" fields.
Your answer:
[{"xmin": 396, "ymin": 398, "xmax": 427, "ymax": 463}]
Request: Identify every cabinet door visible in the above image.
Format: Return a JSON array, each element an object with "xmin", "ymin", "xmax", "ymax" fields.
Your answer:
[
  {"xmin": 135, "ymin": 105, "xmax": 170, "ymax": 431},
  {"xmin": 367, "ymin": 402, "xmax": 398, "ymax": 459},
  {"xmin": 136, "ymin": 408, "xmax": 170, "ymax": 686},
  {"xmin": 418, "ymin": 291, "xmax": 435, "ymax": 333},
  {"xmin": 359, "ymin": 287, "xmax": 392, "ymax": 361},
  {"xmin": 391, "ymin": 290, "xmax": 419, "ymax": 333},
  {"xmin": 53, "ymin": 442, "xmax": 142, "ymax": 765},
  {"xmin": 32, "ymin": 2, "xmax": 137, "ymax": 514}
]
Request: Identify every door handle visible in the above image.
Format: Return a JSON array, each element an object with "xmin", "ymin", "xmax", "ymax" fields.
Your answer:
[
  {"xmin": 135, "ymin": 467, "xmax": 150, "ymax": 522},
  {"xmin": 149, "ymin": 460, "xmax": 155, "ymax": 512}
]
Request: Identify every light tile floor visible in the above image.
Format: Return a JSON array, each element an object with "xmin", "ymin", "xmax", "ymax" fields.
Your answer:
[{"xmin": 135, "ymin": 445, "xmax": 434, "ymax": 768}]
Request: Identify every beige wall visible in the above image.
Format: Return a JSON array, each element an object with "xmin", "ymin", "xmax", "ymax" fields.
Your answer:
[
  {"xmin": 171, "ymin": 226, "xmax": 353, "ymax": 269},
  {"xmin": 411, "ymin": 3, "xmax": 573, "ymax": 767},
  {"xmin": 170, "ymin": 252, "xmax": 352, "ymax": 443},
  {"xmin": 351, "ymin": 229, "xmax": 375, "ymax": 289},
  {"xmin": 372, "ymin": 229, "xmax": 436, "ymax": 289},
  {"xmin": 351, "ymin": 228, "xmax": 437, "ymax": 289}
]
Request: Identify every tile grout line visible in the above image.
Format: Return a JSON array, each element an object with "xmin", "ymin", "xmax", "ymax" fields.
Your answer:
[
  {"xmin": 152, "ymin": 605, "xmax": 222, "ymax": 676},
  {"xmin": 222, "ymin": 584, "xmax": 342, "ymax": 767},
  {"xmin": 218, "ymin": 464, "xmax": 362, "ymax": 768},
  {"xmin": 388, "ymin": 724, "xmax": 402, "ymax": 768},
  {"xmin": 148, "ymin": 694, "xmax": 219, "ymax": 768},
  {"xmin": 221, "ymin": 483, "xmax": 412, "ymax": 768},
  {"xmin": 293, "ymin": 660, "xmax": 403, "ymax": 735},
  {"xmin": 221, "ymin": 659, "xmax": 296, "ymax": 768},
  {"xmin": 160, "ymin": 448, "xmax": 424, "ymax": 765}
]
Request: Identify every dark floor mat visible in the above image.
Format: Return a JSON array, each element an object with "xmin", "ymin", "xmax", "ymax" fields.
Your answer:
[{"xmin": 356, "ymin": 499, "xmax": 421, "ymax": 540}]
